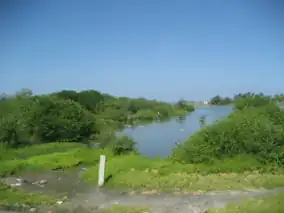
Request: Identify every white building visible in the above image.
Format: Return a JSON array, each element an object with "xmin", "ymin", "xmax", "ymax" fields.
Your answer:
[{"xmin": 203, "ymin": 100, "xmax": 209, "ymax": 105}]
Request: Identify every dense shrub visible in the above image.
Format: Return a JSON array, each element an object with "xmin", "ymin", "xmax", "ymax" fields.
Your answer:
[
  {"xmin": 54, "ymin": 89, "xmax": 105, "ymax": 113},
  {"xmin": 111, "ymin": 136, "xmax": 137, "ymax": 155},
  {"xmin": 26, "ymin": 96, "xmax": 97, "ymax": 143},
  {"xmin": 0, "ymin": 96, "xmax": 97, "ymax": 146},
  {"xmin": 92, "ymin": 133, "xmax": 137, "ymax": 155},
  {"xmin": 176, "ymin": 99, "xmax": 195, "ymax": 112},
  {"xmin": 171, "ymin": 104, "xmax": 284, "ymax": 166},
  {"xmin": 234, "ymin": 95, "xmax": 274, "ymax": 110}
]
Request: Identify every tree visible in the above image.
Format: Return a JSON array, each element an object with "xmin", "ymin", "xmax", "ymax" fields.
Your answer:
[
  {"xmin": 176, "ymin": 99, "xmax": 187, "ymax": 109},
  {"xmin": 77, "ymin": 90, "xmax": 105, "ymax": 113},
  {"xmin": 210, "ymin": 95, "xmax": 222, "ymax": 105},
  {"xmin": 16, "ymin": 88, "xmax": 33, "ymax": 98},
  {"xmin": 26, "ymin": 96, "xmax": 97, "ymax": 143},
  {"xmin": 55, "ymin": 90, "xmax": 79, "ymax": 102}
]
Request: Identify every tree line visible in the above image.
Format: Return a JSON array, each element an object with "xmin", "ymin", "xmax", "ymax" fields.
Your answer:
[
  {"xmin": 209, "ymin": 92, "xmax": 284, "ymax": 105},
  {"xmin": 0, "ymin": 88, "xmax": 194, "ymax": 148}
]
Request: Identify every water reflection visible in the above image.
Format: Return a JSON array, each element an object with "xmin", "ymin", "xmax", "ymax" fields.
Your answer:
[{"xmin": 120, "ymin": 106, "xmax": 233, "ymax": 158}]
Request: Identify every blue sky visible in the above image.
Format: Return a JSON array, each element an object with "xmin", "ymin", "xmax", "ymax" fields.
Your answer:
[{"xmin": 1, "ymin": 0, "xmax": 283, "ymax": 101}]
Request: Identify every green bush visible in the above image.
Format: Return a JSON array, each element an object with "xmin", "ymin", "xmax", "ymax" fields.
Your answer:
[
  {"xmin": 133, "ymin": 109, "xmax": 158, "ymax": 120},
  {"xmin": 176, "ymin": 99, "xmax": 195, "ymax": 112},
  {"xmin": 171, "ymin": 105, "xmax": 284, "ymax": 166},
  {"xmin": 0, "ymin": 95, "xmax": 97, "ymax": 146},
  {"xmin": 25, "ymin": 96, "xmax": 97, "ymax": 143},
  {"xmin": 92, "ymin": 133, "xmax": 137, "ymax": 155},
  {"xmin": 234, "ymin": 95, "xmax": 274, "ymax": 110},
  {"xmin": 110, "ymin": 136, "xmax": 137, "ymax": 155}
]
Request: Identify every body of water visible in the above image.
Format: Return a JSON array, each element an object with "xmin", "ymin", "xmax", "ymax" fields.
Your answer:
[{"xmin": 120, "ymin": 106, "xmax": 233, "ymax": 158}]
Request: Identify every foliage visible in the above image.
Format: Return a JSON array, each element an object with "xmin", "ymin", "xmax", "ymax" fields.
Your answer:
[
  {"xmin": 210, "ymin": 95, "xmax": 232, "ymax": 105},
  {"xmin": 176, "ymin": 99, "xmax": 195, "ymax": 112},
  {"xmin": 208, "ymin": 192, "xmax": 284, "ymax": 213},
  {"xmin": 234, "ymin": 94, "xmax": 274, "ymax": 110},
  {"xmin": 209, "ymin": 92, "xmax": 284, "ymax": 106},
  {"xmin": 0, "ymin": 88, "xmax": 194, "ymax": 149},
  {"xmin": 54, "ymin": 89, "xmax": 105, "ymax": 113},
  {"xmin": 90, "ymin": 132, "xmax": 137, "ymax": 155},
  {"xmin": 171, "ymin": 98, "xmax": 284, "ymax": 167},
  {"xmin": 110, "ymin": 136, "xmax": 137, "ymax": 155},
  {"xmin": 0, "ymin": 95, "xmax": 97, "ymax": 146}
]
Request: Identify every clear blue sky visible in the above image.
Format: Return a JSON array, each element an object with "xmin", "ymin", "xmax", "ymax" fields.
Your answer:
[{"xmin": 1, "ymin": 0, "xmax": 283, "ymax": 101}]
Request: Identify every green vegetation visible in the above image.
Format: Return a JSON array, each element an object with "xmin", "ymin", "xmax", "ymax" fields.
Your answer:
[
  {"xmin": 0, "ymin": 88, "xmax": 193, "ymax": 174},
  {"xmin": 0, "ymin": 88, "xmax": 194, "ymax": 148},
  {"xmin": 1, "ymin": 91, "xmax": 284, "ymax": 212},
  {"xmin": 209, "ymin": 92, "xmax": 284, "ymax": 106},
  {"xmin": 82, "ymin": 95, "xmax": 284, "ymax": 192},
  {"xmin": 0, "ymin": 88, "xmax": 194, "ymax": 211},
  {"xmin": 82, "ymin": 154, "xmax": 284, "ymax": 192},
  {"xmin": 208, "ymin": 192, "xmax": 284, "ymax": 213},
  {"xmin": 0, "ymin": 143, "xmax": 114, "ymax": 177},
  {"xmin": 0, "ymin": 182, "xmax": 56, "ymax": 211},
  {"xmin": 171, "ymin": 102, "xmax": 284, "ymax": 167},
  {"xmin": 0, "ymin": 142, "xmax": 86, "ymax": 161}
]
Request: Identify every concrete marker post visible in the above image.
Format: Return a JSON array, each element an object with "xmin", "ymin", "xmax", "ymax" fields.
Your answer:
[{"xmin": 98, "ymin": 155, "xmax": 106, "ymax": 187}]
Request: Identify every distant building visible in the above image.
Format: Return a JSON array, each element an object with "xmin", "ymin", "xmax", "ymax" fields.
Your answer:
[{"xmin": 203, "ymin": 100, "xmax": 209, "ymax": 105}]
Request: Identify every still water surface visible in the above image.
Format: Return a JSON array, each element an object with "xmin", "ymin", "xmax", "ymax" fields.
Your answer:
[{"xmin": 121, "ymin": 106, "xmax": 233, "ymax": 158}]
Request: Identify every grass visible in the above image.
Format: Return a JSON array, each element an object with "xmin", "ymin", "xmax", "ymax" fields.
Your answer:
[
  {"xmin": 2, "ymin": 143, "xmax": 284, "ymax": 193},
  {"xmin": 0, "ymin": 142, "xmax": 87, "ymax": 161},
  {"xmin": 0, "ymin": 182, "xmax": 57, "ymax": 211},
  {"xmin": 208, "ymin": 192, "xmax": 284, "ymax": 213},
  {"xmin": 82, "ymin": 154, "xmax": 284, "ymax": 192},
  {"xmin": 0, "ymin": 144, "xmax": 114, "ymax": 177}
]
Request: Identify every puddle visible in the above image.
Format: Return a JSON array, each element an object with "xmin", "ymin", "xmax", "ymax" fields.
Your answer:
[{"xmin": 2, "ymin": 167, "xmax": 92, "ymax": 198}]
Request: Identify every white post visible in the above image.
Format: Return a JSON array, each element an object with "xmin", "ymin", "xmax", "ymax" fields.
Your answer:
[{"xmin": 98, "ymin": 155, "xmax": 106, "ymax": 187}]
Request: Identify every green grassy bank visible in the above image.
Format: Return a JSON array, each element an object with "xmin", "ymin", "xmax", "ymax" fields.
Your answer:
[
  {"xmin": 0, "ymin": 143, "xmax": 114, "ymax": 177},
  {"xmin": 208, "ymin": 192, "xmax": 284, "ymax": 213},
  {"xmin": 82, "ymin": 154, "xmax": 284, "ymax": 193}
]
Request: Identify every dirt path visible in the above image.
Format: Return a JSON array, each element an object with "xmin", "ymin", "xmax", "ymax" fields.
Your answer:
[
  {"xmin": 1, "ymin": 187, "xmax": 284, "ymax": 213},
  {"xmin": 63, "ymin": 187, "xmax": 284, "ymax": 213}
]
